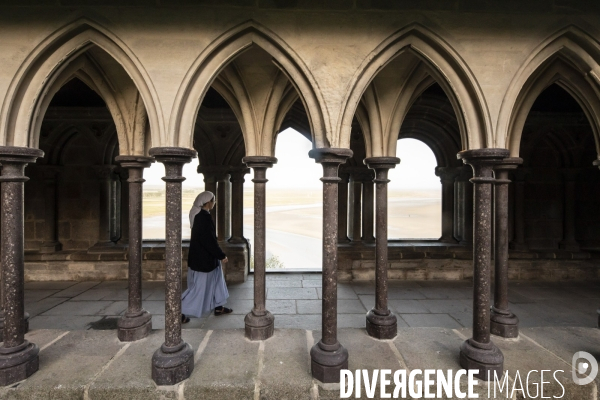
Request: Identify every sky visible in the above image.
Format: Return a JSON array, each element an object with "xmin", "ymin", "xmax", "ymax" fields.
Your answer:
[{"xmin": 144, "ymin": 128, "xmax": 440, "ymax": 190}]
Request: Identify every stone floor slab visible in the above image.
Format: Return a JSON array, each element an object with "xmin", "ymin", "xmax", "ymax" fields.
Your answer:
[
  {"xmin": 24, "ymin": 290, "xmax": 61, "ymax": 303},
  {"xmin": 185, "ymin": 329, "xmax": 259, "ymax": 399},
  {"xmin": 25, "ymin": 281, "xmax": 77, "ymax": 290},
  {"xmin": 268, "ymin": 287, "xmax": 318, "ymax": 300},
  {"xmin": 276, "ymin": 314, "xmax": 321, "ymax": 330},
  {"xmin": 40, "ymin": 300, "xmax": 114, "ymax": 316},
  {"xmin": 259, "ymin": 329, "xmax": 312, "ymax": 399},
  {"xmin": 3, "ymin": 330, "xmax": 124, "ymax": 399},
  {"xmin": 24, "ymin": 296, "xmax": 69, "ymax": 317},
  {"xmin": 50, "ymin": 281, "xmax": 101, "ymax": 298},
  {"xmin": 297, "ymin": 299, "xmax": 366, "ymax": 314},
  {"xmin": 388, "ymin": 299, "xmax": 431, "ymax": 314},
  {"xmin": 89, "ymin": 329, "xmax": 207, "ymax": 400},
  {"xmin": 400, "ymin": 313, "xmax": 462, "ymax": 328},
  {"xmin": 29, "ymin": 315, "xmax": 106, "ymax": 330}
]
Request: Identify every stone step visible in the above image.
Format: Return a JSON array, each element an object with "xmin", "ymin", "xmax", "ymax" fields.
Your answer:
[{"xmin": 0, "ymin": 327, "xmax": 596, "ymax": 399}]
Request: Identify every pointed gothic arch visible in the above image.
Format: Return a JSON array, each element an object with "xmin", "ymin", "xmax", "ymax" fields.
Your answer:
[
  {"xmin": 498, "ymin": 26, "xmax": 600, "ymax": 157},
  {"xmin": 169, "ymin": 20, "xmax": 328, "ymax": 154},
  {"xmin": 0, "ymin": 18, "xmax": 163, "ymax": 154},
  {"xmin": 337, "ymin": 23, "xmax": 491, "ymax": 153}
]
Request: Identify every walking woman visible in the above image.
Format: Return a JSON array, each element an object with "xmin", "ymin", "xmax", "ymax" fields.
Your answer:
[{"xmin": 181, "ymin": 191, "xmax": 232, "ymax": 323}]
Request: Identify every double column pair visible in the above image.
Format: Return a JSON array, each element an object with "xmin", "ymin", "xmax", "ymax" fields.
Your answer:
[{"xmin": 457, "ymin": 149, "xmax": 522, "ymax": 379}]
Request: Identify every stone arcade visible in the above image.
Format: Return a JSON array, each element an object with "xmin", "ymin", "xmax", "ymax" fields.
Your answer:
[{"xmin": 0, "ymin": 0, "xmax": 599, "ymax": 388}]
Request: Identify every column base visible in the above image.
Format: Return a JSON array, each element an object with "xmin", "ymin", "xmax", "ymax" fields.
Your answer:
[
  {"xmin": 459, "ymin": 338, "xmax": 504, "ymax": 381},
  {"xmin": 490, "ymin": 308, "xmax": 519, "ymax": 338},
  {"xmin": 39, "ymin": 241, "xmax": 62, "ymax": 253},
  {"xmin": 118, "ymin": 310, "xmax": 152, "ymax": 342},
  {"xmin": 310, "ymin": 340, "xmax": 349, "ymax": 383},
  {"xmin": 244, "ymin": 310, "xmax": 274, "ymax": 341},
  {"xmin": 0, "ymin": 341, "xmax": 39, "ymax": 386},
  {"xmin": 0, "ymin": 313, "xmax": 30, "ymax": 342},
  {"xmin": 366, "ymin": 309, "xmax": 397, "ymax": 339},
  {"xmin": 559, "ymin": 240, "xmax": 580, "ymax": 252},
  {"xmin": 151, "ymin": 341, "xmax": 194, "ymax": 385}
]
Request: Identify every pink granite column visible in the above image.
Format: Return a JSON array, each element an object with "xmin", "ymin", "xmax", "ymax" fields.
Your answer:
[
  {"xmin": 115, "ymin": 156, "xmax": 154, "ymax": 342},
  {"xmin": 510, "ymin": 169, "xmax": 528, "ymax": 251},
  {"xmin": 491, "ymin": 157, "xmax": 522, "ymax": 338},
  {"xmin": 435, "ymin": 167, "xmax": 460, "ymax": 243},
  {"xmin": 457, "ymin": 148, "xmax": 508, "ymax": 381},
  {"xmin": 309, "ymin": 148, "xmax": 352, "ymax": 384},
  {"xmin": 243, "ymin": 156, "xmax": 277, "ymax": 340},
  {"xmin": 364, "ymin": 157, "xmax": 400, "ymax": 339},
  {"xmin": 149, "ymin": 147, "xmax": 196, "ymax": 385},
  {"xmin": 0, "ymin": 146, "xmax": 43, "ymax": 386}
]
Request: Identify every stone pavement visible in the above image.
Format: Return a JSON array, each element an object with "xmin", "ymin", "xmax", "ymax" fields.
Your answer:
[
  {"xmin": 23, "ymin": 273, "xmax": 599, "ymax": 331},
  {"xmin": 1, "ymin": 274, "xmax": 597, "ymax": 399}
]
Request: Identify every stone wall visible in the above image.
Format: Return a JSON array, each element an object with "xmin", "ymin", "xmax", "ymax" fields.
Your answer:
[{"xmin": 338, "ymin": 243, "xmax": 600, "ymax": 281}]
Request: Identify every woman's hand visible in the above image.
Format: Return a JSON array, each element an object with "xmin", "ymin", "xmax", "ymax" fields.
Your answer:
[{"xmin": 222, "ymin": 257, "xmax": 229, "ymax": 264}]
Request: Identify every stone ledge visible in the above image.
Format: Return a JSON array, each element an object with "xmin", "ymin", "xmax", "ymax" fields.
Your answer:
[{"xmin": 0, "ymin": 327, "xmax": 596, "ymax": 399}]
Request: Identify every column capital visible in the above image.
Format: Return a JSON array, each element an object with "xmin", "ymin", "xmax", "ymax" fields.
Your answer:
[
  {"xmin": 457, "ymin": 148, "xmax": 510, "ymax": 166},
  {"xmin": 0, "ymin": 146, "xmax": 44, "ymax": 165},
  {"xmin": 494, "ymin": 157, "xmax": 523, "ymax": 184},
  {"xmin": 458, "ymin": 148, "xmax": 509, "ymax": 183},
  {"xmin": 435, "ymin": 166, "xmax": 462, "ymax": 182},
  {"xmin": 308, "ymin": 148, "xmax": 352, "ymax": 165},
  {"xmin": 349, "ymin": 168, "xmax": 374, "ymax": 182},
  {"xmin": 242, "ymin": 156, "xmax": 277, "ymax": 169},
  {"xmin": 229, "ymin": 167, "xmax": 250, "ymax": 182},
  {"xmin": 364, "ymin": 157, "xmax": 400, "ymax": 171},
  {"xmin": 115, "ymin": 155, "xmax": 154, "ymax": 170},
  {"xmin": 148, "ymin": 147, "xmax": 196, "ymax": 164},
  {"xmin": 197, "ymin": 165, "xmax": 231, "ymax": 180},
  {"xmin": 594, "ymin": 159, "xmax": 600, "ymax": 169},
  {"xmin": 494, "ymin": 157, "xmax": 522, "ymax": 173}
]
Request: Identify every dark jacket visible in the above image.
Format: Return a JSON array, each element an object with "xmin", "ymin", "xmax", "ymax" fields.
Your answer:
[{"xmin": 187, "ymin": 209, "xmax": 226, "ymax": 273}]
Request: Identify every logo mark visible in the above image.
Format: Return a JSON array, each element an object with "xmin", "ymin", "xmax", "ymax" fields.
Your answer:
[{"xmin": 572, "ymin": 351, "xmax": 598, "ymax": 385}]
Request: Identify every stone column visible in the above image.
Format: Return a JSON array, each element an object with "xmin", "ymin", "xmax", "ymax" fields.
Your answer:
[
  {"xmin": 39, "ymin": 167, "xmax": 62, "ymax": 253},
  {"xmin": 0, "ymin": 146, "xmax": 43, "ymax": 386},
  {"xmin": 148, "ymin": 147, "xmax": 196, "ymax": 385},
  {"xmin": 365, "ymin": 157, "xmax": 399, "ymax": 339},
  {"xmin": 348, "ymin": 174, "xmax": 362, "ymax": 242},
  {"xmin": 115, "ymin": 156, "xmax": 154, "ymax": 342},
  {"xmin": 199, "ymin": 168, "xmax": 217, "ymax": 225},
  {"xmin": 435, "ymin": 167, "xmax": 459, "ymax": 243},
  {"xmin": 308, "ymin": 148, "xmax": 352, "ymax": 383},
  {"xmin": 91, "ymin": 165, "xmax": 117, "ymax": 251},
  {"xmin": 116, "ymin": 168, "xmax": 129, "ymax": 247},
  {"xmin": 510, "ymin": 170, "xmax": 528, "ymax": 251},
  {"xmin": 491, "ymin": 157, "xmax": 522, "ymax": 339},
  {"xmin": 456, "ymin": 166, "xmax": 474, "ymax": 246},
  {"xmin": 457, "ymin": 148, "xmax": 508, "ymax": 381},
  {"xmin": 338, "ymin": 171, "xmax": 350, "ymax": 243},
  {"xmin": 559, "ymin": 169, "xmax": 580, "ymax": 251},
  {"xmin": 361, "ymin": 171, "xmax": 375, "ymax": 244},
  {"xmin": 243, "ymin": 156, "xmax": 277, "ymax": 340},
  {"xmin": 229, "ymin": 168, "xmax": 249, "ymax": 244},
  {"xmin": 216, "ymin": 172, "xmax": 231, "ymax": 241}
]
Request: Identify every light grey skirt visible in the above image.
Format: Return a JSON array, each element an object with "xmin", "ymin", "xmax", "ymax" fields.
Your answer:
[{"xmin": 181, "ymin": 263, "xmax": 229, "ymax": 318}]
